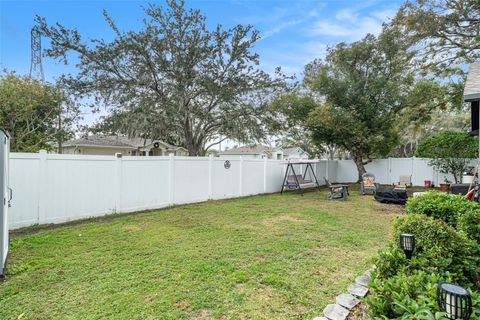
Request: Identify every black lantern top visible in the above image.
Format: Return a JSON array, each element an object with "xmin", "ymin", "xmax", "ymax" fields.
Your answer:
[
  {"xmin": 437, "ymin": 282, "xmax": 472, "ymax": 320},
  {"xmin": 399, "ymin": 233, "xmax": 415, "ymax": 259}
]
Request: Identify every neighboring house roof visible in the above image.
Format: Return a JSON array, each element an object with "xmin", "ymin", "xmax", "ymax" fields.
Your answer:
[
  {"xmin": 220, "ymin": 144, "xmax": 275, "ymax": 155},
  {"xmin": 464, "ymin": 62, "xmax": 480, "ymax": 101},
  {"xmin": 63, "ymin": 135, "xmax": 187, "ymax": 151},
  {"xmin": 282, "ymin": 147, "xmax": 308, "ymax": 157}
]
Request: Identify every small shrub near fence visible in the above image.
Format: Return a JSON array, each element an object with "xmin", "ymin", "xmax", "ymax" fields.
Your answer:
[
  {"xmin": 405, "ymin": 191, "xmax": 480, "ymax": 226},
  {"xmin": 368, "ymin": 192, "xmax": 480, "ymax": 319}
]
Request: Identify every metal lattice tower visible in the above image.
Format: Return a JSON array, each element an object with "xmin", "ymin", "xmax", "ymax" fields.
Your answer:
[{"xmin": 29, "ymin": 26, "xmax": 44, "ymax": 82}]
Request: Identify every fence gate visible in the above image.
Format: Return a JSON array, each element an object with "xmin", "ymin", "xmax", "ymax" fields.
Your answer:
[{"xmin": 0, "ymin": 129, "xmax": 10, "ymax": 277}]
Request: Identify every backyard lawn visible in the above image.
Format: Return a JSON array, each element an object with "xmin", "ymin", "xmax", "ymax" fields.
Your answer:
[{"xmin": 0, "ymin": 188, "xmax": 402, "ymax": 320}]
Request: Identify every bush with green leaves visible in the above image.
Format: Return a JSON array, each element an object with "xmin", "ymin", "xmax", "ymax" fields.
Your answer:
[
  {"xmin": 368, "ymin": 270, "xmax": 447, "ymax": 319},
  {"xmin": 375, "ymin": 214, "xmax": 479, "ymax": 284},
  {"xmin": 370, "ymin": 213, "xmax": 480, "ymax": 319},
  {"xmin": 368, "ymin": 270, "xmax": 480, "ymax": 320},
  {"xmin": 406, "ymin": 191, "xmax": 480, "ymax": 226},
  {"xmin": 457, "ymin": 209, "xmax": 480, "ymax": 244},
  {"xmin": 415, "ymin": 131, "xmax": 477, "ymax": 183}
]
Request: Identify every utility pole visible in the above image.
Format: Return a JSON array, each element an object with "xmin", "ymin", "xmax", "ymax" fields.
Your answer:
[{"xmin": 29, "ymin": 26, "xmax": 44, "ymax": 82}]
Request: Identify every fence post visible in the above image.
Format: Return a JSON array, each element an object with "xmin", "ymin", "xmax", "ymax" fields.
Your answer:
[
  {"xmin": 208, "ymin": 155, "xmax": 213, "ymax": 199},
  {"xmin": 37, "ymin": 150, "xmax": 47, "ymax": 224},
  {"xmin": 169, "ymin": 153, "xmax": 175, "ymax": 205},
  {"xmin": 114, "ymin": 153, "xmax": 123, "ymax": 213},
  {"xmin": 325, "ymin": 160, "xmax": 329, "ymax": 181},
  {"xmin": 239, "ymin": 156, "xmax": 243, "ymax": 196},
  {"xmin": 263, "ymin": 158, "xmax": 267, "ymax": 193},
  {"xmin": 388, "ymin": 157, "xmax": 392, "ymax": 184}
]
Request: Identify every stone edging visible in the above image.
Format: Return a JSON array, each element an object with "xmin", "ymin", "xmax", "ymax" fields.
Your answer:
[{"xmin": 313, "ymin": 266, "xmax": 375, "ymax": 320}]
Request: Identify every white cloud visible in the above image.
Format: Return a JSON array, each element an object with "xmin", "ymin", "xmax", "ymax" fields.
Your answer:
[
  {"xmin": 261, "ymin": 19, "xmax": 304, "ymax": 40},
  {"xmin": 309, "ymin": 5, "xmax": 398, "ymax": 41}
]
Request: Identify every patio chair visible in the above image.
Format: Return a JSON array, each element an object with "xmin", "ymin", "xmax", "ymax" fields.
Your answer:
[
  {"xmin": 394, "ymin": 175, "xmax": 412, "ymax": 189},
  {"xmin": 361, "ymin": 172, "xmax": 378, "ymax": 195},
  {"xmin": 324, "ymin": 177, "xmax": 349, "ymax": 200}
]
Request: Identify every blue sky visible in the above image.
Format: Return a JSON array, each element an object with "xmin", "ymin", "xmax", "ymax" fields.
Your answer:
[
  {"xmin": 1, "ymin": 0, "xmax": 402, "ymax": 79},
  {"xmin": 0, "ymin": 0, "xmax": 402, "ymax": 136}
]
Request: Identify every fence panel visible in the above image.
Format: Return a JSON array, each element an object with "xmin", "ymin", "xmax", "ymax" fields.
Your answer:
[
  {"xmin": 211, "ymin": 158, "xmax": 241, "ymax": 199},
  {"xmin": 120, "ymin": 157, "xmax": 170, "ymax": 212},
  {"xmin": 265, "ymin": 161, "xmax": 284, "ymax": 193},
  {"xmin": 43, "ymin": 154, "xmax": 117, "ymax": 224},
  {"xmin": 173, "ymin": 157, "xmax": 210, "ymax": 204},
  {"xmin": 242, "ymin": 159, "xmax": 265, "ymax": 196},
  {"xmin": 9, "ymin": 154, "xmax": 40, "ymax": 228}
]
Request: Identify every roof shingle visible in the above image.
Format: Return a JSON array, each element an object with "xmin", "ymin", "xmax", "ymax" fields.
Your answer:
[{"xmin": 464, "ymin": 62, "xmax": 480, "ymax": 101}]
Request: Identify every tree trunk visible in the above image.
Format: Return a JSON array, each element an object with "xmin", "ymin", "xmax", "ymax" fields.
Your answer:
[{"xmin": 353, "ymin": 154, "xmax": 367, "ymax": 182}]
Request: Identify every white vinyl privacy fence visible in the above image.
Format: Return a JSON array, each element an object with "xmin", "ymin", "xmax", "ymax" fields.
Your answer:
[
  {"xmin": 8, "ymin": 152, "xmax": 472, "ymax": 229},
  {"xmin": 10, "ymin": 152, "xmax": 330, "ymax": 229},
  {"xmin": 331, "ymin": 158, "xmax": 477, "ymax": 185}
]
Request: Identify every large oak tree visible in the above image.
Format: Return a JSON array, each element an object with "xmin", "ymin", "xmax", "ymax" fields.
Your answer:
[{"xmin": 36, "ymin": 0, "xmax": 283, "ymax": 155}]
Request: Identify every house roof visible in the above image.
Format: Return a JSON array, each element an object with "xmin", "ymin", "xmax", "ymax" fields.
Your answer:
[
  {"xmin": 63, "ymin": 135, "xmax": 186, "ymax": 151},
  {"xmin": 282, "ymin": 147, "xmax": 308, "ymax": 156},
  {"xmin": 464, "ymin": 62, "xmax": 480, "ymax": 102},
  {"xmin": 220, "ymin": 144, "xmax": 274, "ymax": 155}
]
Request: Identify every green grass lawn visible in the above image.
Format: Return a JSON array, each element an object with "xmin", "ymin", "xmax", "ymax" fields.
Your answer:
[{"xmin": 0, "ymin": 188, "xmax": 402, "ymax": 320}]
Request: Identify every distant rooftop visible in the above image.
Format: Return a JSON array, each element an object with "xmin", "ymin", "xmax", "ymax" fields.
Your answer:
[
  {"xmin": 220, "ymin": 144, "xmax": 274, "ymax": 155},
  {"xmin": 63, "ymin": 135, "xmax": 184, "ymax": 150},
  {"xmin": 464, "ymin": 62, "xmax": 480, "ymax": 101}
]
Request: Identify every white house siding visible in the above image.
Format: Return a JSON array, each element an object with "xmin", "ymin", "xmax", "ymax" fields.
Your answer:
[{"xmin": 62, "ymin": 146, "xmax": 134, "ymax": 156}]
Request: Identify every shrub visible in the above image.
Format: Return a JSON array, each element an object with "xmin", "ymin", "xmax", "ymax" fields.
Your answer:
[
  {"xmin": 367, "ymin": 270, "xmax": 445, "ymax": 319},
  {"xmin": 392, "ymin": 214, "xmax": 479, "ymax": 285},
  {"xmin": 373, "ymin": 213, "xmax": 480, "ymax": 287},
  {"xmin": 370, "ymin": 194, "xmax": 480, "ymax": 319},
  {"xmin": 406, "ymin": 192, "xmax": 480, "ymax": 226},
  {"xmin": 368, "ymin": 270, "xmax": 480, "ymax": 320},
  {"xmin": 457, "ymin": 209, "xmax": 480, "ymax": 244},
  {"xmin": 415, "ymin": 131, "xmax": 477, "ymax": 183}
]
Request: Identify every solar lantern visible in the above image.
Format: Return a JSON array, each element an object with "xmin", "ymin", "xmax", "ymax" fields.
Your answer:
[
  {"xmin": 399, "ymin": 233, "xmax": 415, "ymax": 259},
  {"xmin": 437, "ymin": 282, "xmax": 472, "ymax": 320}
]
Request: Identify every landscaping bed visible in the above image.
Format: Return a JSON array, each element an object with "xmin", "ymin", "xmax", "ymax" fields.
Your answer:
[
  {"xmin": 368, "ymin": 191, "xmax": 480, "ymax": 319},
  {"xmin": 0, "ymin": 188, "xmax": 398, "ymax": 319}
]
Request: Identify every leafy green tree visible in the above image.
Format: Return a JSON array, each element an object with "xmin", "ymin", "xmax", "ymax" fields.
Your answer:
[
  {"xmin": 36, "ymin": 0, "xmax": 284, "ymax": 156},
  {"xmin": 392, "ymin": 0, "xmax": 480, "ymax": 75},
  {"xmin": 0, "ymin": 72, "xmax": 78, "ymax": 152},
  {"xmin": 391, "ymin": 79, "xmax": 468, "ymax": 157},
  {"xmin": 415, "ymin": 131, "xmax": 477, "ymax": 183},
  {"xmin": 269, "ymin": 92, "xmax": 326, "ymax": 159},
  {"xmin": 303, "ymin": 31, "xmax": 416, "ymax": 180}
]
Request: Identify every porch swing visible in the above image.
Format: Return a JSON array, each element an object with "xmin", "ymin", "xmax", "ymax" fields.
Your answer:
[{"xmin": 280, "ymin": 160, "xmax": 321, "ymax": 194}]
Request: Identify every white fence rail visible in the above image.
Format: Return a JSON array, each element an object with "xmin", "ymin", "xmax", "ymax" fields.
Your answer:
[{"xmin": 8, "ymin": 152, "xmax": 475, "ymax": 230}]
